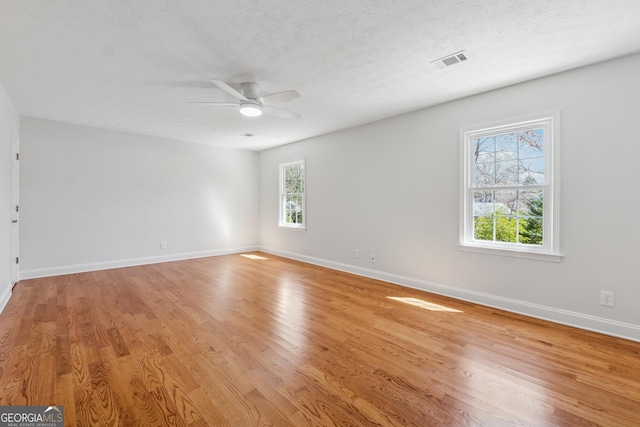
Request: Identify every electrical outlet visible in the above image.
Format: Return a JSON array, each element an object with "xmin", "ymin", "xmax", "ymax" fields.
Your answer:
[
  {"xmin": 160, "ymin": 241, "xmax": 167, "ymax": 249},
  {"xmin": 370, "ymin": 254, "xmax": 376, "ymax": 263},
  {"xmin": 600, "ymin": 291, "xmax": 614, "ymax": 307},
  {"xmin": 354, "ymin": 249, "xmax": 360, "ymax": 258}
]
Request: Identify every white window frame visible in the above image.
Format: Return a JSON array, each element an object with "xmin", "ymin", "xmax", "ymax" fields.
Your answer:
[
  {"xmin": 459, "ymin": 111, "xmax": 562, "ymax": 262},
  {"xmin": 279, "ymin": 159, "xmax": 306, "ymax": 230}
]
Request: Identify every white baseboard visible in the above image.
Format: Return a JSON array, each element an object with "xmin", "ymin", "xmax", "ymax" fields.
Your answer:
[
  {"xmin": 260, "ymin": 246, "xmax": 640, "ymax": 343},
  {"xmin": 18, "ymin": 246, "xmax": 259, "ymax": 280}
]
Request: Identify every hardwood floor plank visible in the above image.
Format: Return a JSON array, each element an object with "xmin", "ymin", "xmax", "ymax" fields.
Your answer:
[
  {"xmin": 54, "ymin": 373, "xmax": 77, "ymax": 426},
  {"xmin": 70, "ymin": 341, "xmax": 93, "ymax": 409},
  {"xmin": 87, "ymin": 360, "xmax": 124, "ymax": 426},
  {"xmin": 185, "ymin": 388, "xmax": 230, "ymax": 427},
  {"xmin": 1, "ymin": 252, "xmax": 640, "ymax": 426},
  {"xmin": 190, "ymin": 352, "xmax": 263, "ymax": 424},
  {"xmin": 0, "ymin": 347, "xmax": 30, "ymax": 406}
]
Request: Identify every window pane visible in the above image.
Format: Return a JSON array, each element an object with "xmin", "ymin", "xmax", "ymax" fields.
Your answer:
[
  {"xmin": 518, "ymin": 190, "xmax": 543, "ymax": 215},
  {"xmin": 285, "ymin": 195, "xmax": 303, "ymax": 224},
  {"xmin": 495, "ymin": 159, "xmax": 519, "ymax": 186},
  {"xmin": 518, "ymin": 190, "xmax": 543, "ymax": 245},
  {"xmin": 473, "ymin": 191, "xmax": 495, "ymax": 217},
  {"xmin": 473, "ymin": 136, "xmax": 495, "ymax": 186},
  {"xmin": 473, "ymin": 190, "xmax": 499, "ymax": 242},
  {"xmin": 518, "ymin": 129, "xmax": 544, "ymax": 156},
  {"xmin": 495, "ymin": 132, "xmax": 518, "ymax": 187},
  {"xmin": 519, "ymin": 157, "xmax": 544, "ymax": 185},
  {"xmin": 495, "ymin": 132, "xmax": 517, "ymax": 155},
  {"xmin": 474, "ymin": 162, "xmax": 495, "ymax": 187},
  {"xmin": 286, "ymin": 165, "xmax": 301, "ymax": 180},
  {"xmin": 288, "ymin": 180, "xmax": 303, "ymax": 194},
  {"xmin": 285, "ymin": 165, "xmax": 303, "ymax": 193},
  {"xmin": 494, "ymin": 190, "xmax": 517, "ymax": 215},
  {"xmin": 494, "ymin": 214, "xmax": 517, "ymax": 243},
  {"xmin": 518, "ymin": 129, "xmax": 544, "ymax": 185},
  {"xmin": 491, "ymin": 188, "xmax": 517, "ymax": 243},
  {"xmin": 474, "ymin": 215, "xmax": 494, "ymax": 241}
]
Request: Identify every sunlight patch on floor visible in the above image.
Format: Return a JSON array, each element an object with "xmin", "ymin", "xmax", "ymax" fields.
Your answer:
[
  {"xmin": 387, "ymin": 296, "xmax": 463, "ymax": 312},
  {"xmin": 240, "ymin": 254, "xmax": 269, "ymax": 260}
]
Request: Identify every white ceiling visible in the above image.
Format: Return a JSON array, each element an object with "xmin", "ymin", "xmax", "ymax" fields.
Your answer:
[{"xmin": 1, "ymin": 1, "xmax": 639, "ymax": 151}]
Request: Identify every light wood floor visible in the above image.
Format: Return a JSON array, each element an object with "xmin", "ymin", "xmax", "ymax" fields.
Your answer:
[{"xmin": 1, "ymin": 252, "xmax": 639, "ymax": 426}]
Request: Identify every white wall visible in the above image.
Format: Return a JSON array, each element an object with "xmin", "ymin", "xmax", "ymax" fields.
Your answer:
[
  {"xmin": 259, "ymin": 53, "xmax": 640, "ymax": 341},
  {"xmin": 0, "ymin": 81, "xmax": 19, "ymax": 311},
  {"xmin": 20, "ymin": 118, "xmax": 259, "ymax": 277}
]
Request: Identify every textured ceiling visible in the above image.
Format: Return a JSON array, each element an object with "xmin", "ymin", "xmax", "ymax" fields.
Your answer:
[{"xmin": 1, "ymin": 1, "xmax": 639, "ymax": 150}]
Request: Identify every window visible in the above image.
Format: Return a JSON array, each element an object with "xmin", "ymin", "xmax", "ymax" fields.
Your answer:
[
  {"xmin": 279, "ymin": 159, "xmax": 306, "ymax": 229},
  {"xmin": 459, "ymin": 112, "xmax": 561, "ymax": 261}
]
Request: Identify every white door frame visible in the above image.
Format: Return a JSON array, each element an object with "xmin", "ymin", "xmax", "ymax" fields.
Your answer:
[{"xmin": 10, "ymin": 131, "xmax": 19, "ymax": 285}]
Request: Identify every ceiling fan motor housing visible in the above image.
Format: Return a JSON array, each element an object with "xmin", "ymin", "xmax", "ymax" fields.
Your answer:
[{"xmin": 241, "ymin": 82, "xmax": 261, "ymax": 100}]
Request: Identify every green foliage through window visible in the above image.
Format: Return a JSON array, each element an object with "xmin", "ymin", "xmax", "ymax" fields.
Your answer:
[
  {"xmin": 473, "ymin": 195, "xmax": 543, "ymax": 245},
  {"xmin": 520, "ymin": 195, "xmax": 543, "ymax": 245}
]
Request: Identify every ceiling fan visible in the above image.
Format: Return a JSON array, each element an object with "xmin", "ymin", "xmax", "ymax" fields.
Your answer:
[{"xmin": 191, "ymin": 79, "xmax": 301, "ymax": 119}]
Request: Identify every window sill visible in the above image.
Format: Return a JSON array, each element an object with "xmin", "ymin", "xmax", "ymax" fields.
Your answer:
[
  {"xmin": 457, "ymin": 243, "xmax": 563, "ymax": 262},
  {"xmin": 279, "ymin": 225, "xmax": 307, "ymax": 231}
]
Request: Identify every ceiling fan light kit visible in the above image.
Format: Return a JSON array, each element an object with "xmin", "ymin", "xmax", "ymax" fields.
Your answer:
[{"xmin": 239, "ymin": 103, "xmax": 262, "ymax": 117}]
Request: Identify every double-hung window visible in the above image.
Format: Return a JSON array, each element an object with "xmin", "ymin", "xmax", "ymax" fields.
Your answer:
[
  {"xmin": 459, "ymin": 112, "xmax": 561, "ymax": 261},
  {"xmin": 279, "ymin": 159, "xmax": 306, "ymax": 229}
]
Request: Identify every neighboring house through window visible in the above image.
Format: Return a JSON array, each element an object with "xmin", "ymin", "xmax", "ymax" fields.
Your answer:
[
  {"xmin": 459, "ymin": 112, "xmax": 561, "ymax": 261},
  {"xmin": 279, "ymin": 159, "xmax": 306, "ymax": 229}
]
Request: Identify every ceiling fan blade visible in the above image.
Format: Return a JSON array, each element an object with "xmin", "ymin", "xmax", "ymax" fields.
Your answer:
[
  {"xmin": 262, "ymin": 105, "xmax": 301, "ymax": 119},
  {"xmin": 189, "ymin": 101, "xmax": 238, "ymax": 106},
  {"xmin": 260, "ymin": 90, "xmax": 300, "ymax": 105},
  {"xmin": 210, "ymin": 79, "xmax": 249, "ymax": 102}
]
